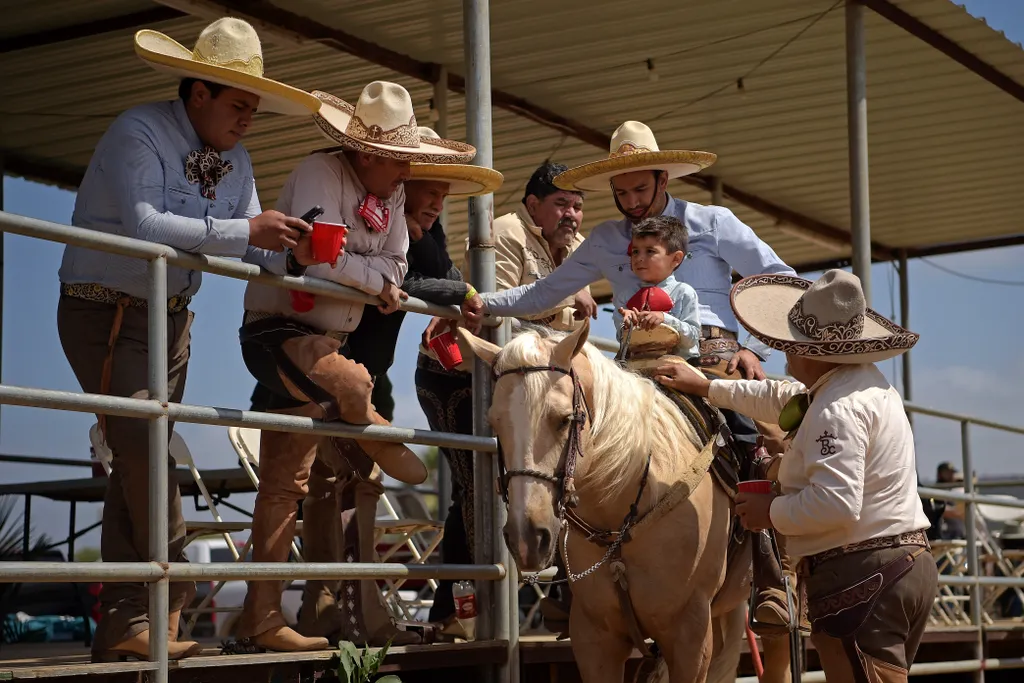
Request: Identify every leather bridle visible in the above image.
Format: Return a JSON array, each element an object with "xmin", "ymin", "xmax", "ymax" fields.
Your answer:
[{"xmin": 492, "ymin": 364, "xmax": 590, "ymax": 518}]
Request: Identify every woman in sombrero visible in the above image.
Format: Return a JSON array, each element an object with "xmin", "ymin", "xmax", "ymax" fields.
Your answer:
[{"xmin": 654, "ymin": 269, "xmax": 937, "ymax": 683}]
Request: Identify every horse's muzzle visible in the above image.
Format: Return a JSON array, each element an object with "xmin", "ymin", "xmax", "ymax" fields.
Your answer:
[{"xmin": 504, "ymin": 517, "xmax": 557, "ymax": 572}]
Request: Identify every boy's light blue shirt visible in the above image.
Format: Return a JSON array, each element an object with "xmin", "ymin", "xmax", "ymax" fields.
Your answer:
[{"xmin": 613, "ymin": 274, "xmax": 701, "ymax": 359}]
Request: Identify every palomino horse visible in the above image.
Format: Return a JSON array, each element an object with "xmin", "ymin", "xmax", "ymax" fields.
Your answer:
[{"xmin": 458, "ymin": 320, "xmax": 791, "ymax": 683}]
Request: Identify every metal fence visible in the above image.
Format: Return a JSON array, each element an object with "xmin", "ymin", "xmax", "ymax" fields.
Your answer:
[{"xmin": 3, "ymin": 208, "xmax": 1024, "ymax": 683}]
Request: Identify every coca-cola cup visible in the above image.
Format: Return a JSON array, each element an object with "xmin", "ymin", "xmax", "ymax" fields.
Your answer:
[
  {"xmin": 289, "ymin": 291, "xmax": 316, "ymax": 313},
  {"xmin": 311, "ymin": 220, "xmax": 348, "ymax": 267},
  {"xmin": 737, "ymin": 479, "xmax": 774, "ymax": 495},
  {"xmin": 428, "ymin": 331, "xmax": 463, "ymax": 371}
]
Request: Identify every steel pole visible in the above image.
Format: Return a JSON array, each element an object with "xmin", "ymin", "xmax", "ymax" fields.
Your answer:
[
  {"xmin": 845, "ymin": 0, "xmax": 872, "ymax": 304},
  {"xmin": 898, "ymin": 250, "xmax": 912, "ymax": 426},
  {"xmin": 0, "ymin": 154, "xmax": 5, "ymax": 444},
  {"xmin": 463, "ymin": 1, "xmax": 515, "ymax": 680},
  {"xmin": 961, "ymin": 421, "xmax": 985, "ymax": 683},
  {"xmin": 147, "ymin": 256, "xmax": 169, "ymax": 680},
  {"xmin": 433, "ymin": 66, "xmax": 453, "ymax": 522}
]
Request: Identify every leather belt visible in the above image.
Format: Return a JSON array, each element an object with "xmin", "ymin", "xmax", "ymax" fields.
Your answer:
[
  {"xmin": 62, "ymin": 283, "xmax": 191, "ymax": 315},
  {"xmin": 804, "ymin": 529, "xmax": 930, "ymax": 574},
  {"xmin": 701, "ymin": 325, "xmax": 737, "ymax": 341},
  {"xmin": 242, "ymin": 310, "xmax": 348, "ymax": 344}
]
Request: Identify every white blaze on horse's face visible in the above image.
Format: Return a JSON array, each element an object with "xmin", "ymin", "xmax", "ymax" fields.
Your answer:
[{"xmin": 489, "ymin": 367, "xmax": 577, "ymax": 572}]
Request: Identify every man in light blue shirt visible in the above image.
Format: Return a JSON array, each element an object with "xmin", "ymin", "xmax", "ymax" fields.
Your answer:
[
  {"xmin": 55, "ymin": 18, "xmax": 323, "ymax": 663},
  {"xmin": 480, "ymin": 120, "xmax": 798, "ymax": 633}
]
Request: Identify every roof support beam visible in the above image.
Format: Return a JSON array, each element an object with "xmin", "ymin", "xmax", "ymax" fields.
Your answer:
[
  {"xmin": 153, "ymin": 0, "xmax": 888, "ymax": 256},
  {"xmin": 2, "ymin": 152, "xmax": 84, "ymax": 191},
  {"xmin": 0, "ymin": 7, "xmax": 183, "ymax": 54},
  {"xmin": 858, "ymin": 0, "xmax": 1024, "ymax": 105}
]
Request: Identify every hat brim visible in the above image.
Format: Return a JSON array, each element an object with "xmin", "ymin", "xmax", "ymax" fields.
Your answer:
[
  {"xmin": 409, "ymin": 163, "xmax": 504, "ymax": 197},
  {"xmin": 134, "ymin": 30, "xmax": 321, "ymax": 116},
  {"xmin": 553, "ymin": 151, "xmax": 717, "ymax": 192},
  {"xmin": 730, "ymin": 274, "xmax": 920, "ymax": 364},
  {"xmin": 311, "ymin": 91, "xmax": 476, "ymax": 163}
]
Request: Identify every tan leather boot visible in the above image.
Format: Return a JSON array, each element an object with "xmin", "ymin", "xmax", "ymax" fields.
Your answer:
[
  {"xmin": 91, "ymin": 626, "xmax": 203, "ymax": 663},
  {"xmin": 250, "ymin": 625, "xmax": 329, "ymax": 652},
  {"xmin": 337, "ymin": 477, "xmax": 421, "ymax": 647},
  {"xmin": 750, "ymin": 530, "xmax": 794, "ymax": 635}
]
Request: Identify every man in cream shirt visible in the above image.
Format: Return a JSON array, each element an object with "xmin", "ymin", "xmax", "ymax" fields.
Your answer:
[
  {"xmin": 237, "ymin": 81, "xmax": 475, "ymax": 652},
  {"xmin": 655, "ymin": 269, "xmax": 936, "ymax": 683}
]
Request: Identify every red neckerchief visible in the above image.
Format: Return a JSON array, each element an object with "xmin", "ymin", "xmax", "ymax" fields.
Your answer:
[
  {"xmin": 358, "ymin": 193, "xmax": 390, "ymax": 233},
  {"xmin": 626, "ymin": 286, "xmax": 673, "ymax": 312}
]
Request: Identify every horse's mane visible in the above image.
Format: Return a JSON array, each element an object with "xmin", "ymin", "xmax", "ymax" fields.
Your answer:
[{"xmin": 494, "ymin": 326, "xmax": 703, "ymax": 503}]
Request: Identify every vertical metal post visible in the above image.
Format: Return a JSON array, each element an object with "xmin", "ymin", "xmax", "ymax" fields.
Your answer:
[
  {"xmin": 22, "ymin": 495, "xmax": 30, "ymax": 558},
  {"xmin": 148, "ymin": 256, "xmax": 170, "ymax": 681},
  {"xmin": 464, "ymin": 1, "xmax": 515, "ymax": 681},
  {"xmin": 898, "ymin": 250, "xmax": 912, "ymax": 415},
  {"xmin": 961, "ymin": 421, "xmax": 985, "ymax": 683},
  {"xmin": 68, "ymin": 502, "xmax": 77, "ymax": 562},
  {"xmin": 433, "ymin": 66, "xmax": 452, "ymax": 521},
  {"xmin": 0, "ymin": 153, "xmax": 5, "ymax": 443},
  {"xmin": 845, "ymin": 0, "xmax": 872, "ymax": 304},
  {"xmin": 711, "ymin": 175, "xmax": 723, "ymax": 206}
]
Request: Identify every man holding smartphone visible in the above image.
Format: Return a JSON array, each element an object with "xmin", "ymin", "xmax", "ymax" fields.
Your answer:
[{"xmin": 236, "ymin": 81, "xmax": 476, "ymax": 652}]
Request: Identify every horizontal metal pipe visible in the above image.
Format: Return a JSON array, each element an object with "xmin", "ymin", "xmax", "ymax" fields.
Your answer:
[
  {"xmin": 0, "ymin": 561, "xmax": 506, "ymax": 583},
  {"xmin": 0, "ymin": 210, "xmax": 471, "ymax": 323},
  {"xmin": 734, "ymin": 657, "xmax": 1024, "ymax": 683},
  {"xmin": 937, "ymin": 575, "xmax": 1024, "ymax": 588},
  {"xmin": 0, "ymin": 384, "xmax": 498, "ymax": 452},
  {"xmin": 904, "ymin": 404, "xmax": 1024, "ymax": 435},
  {"xmin": 918, "ymin": 487, "xmax": 1024, "ymax": 509}
]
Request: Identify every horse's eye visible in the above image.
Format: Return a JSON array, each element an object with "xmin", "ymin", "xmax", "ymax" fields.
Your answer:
[{"xmin": 559, "ymin": 415, "xmax": 574, "ymax": 430}]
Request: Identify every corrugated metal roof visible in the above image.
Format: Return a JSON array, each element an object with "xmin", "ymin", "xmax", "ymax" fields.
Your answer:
[{"xmin": 2, "ymin": 0, "xmax": 1023, "ymax": 301}]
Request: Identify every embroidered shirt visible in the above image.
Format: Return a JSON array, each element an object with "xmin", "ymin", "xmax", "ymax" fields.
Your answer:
[
  {"xmin": 480, "ymin": 195, "xmax": 794, "ymax": 357},
  {"xmin": 707, "ymin": 364, "xmax": 931, "ymax": 558},
  {"xmin": 470, "ymin": 204, "xmax": 590, "ymax": 332},
  {"xmin": 614, "ymin": 275, "xmax": 700, "ymax": 359},
  {"xmin": 59, "ymin": 99, "xmax": 284, "ymax": 299},
  {"xmin": 243, "ymin": 152, "xmax": 409, "ymax": 334}
]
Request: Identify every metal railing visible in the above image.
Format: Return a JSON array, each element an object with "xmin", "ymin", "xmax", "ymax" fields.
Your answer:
[
  {"xmin": 4, "ymin": 209, "xmax": 1024, "ymax": 683},
  {"xmin": 0, "ymin": 210, "xmax": 512, "ymax": 683}
]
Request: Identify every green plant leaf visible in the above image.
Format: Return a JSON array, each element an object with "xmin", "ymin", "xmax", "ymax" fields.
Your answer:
[
  {"xmin": 337, "ymin": 641, "xmax": 360, "ymax": 682},
  {"xmin": 374, "ymin": 676, "xmax": 403, "ymax": 683}
]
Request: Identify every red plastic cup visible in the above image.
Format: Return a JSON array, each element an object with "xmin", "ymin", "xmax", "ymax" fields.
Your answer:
[
  {"xmin": 428, "ymin": 331, "xmax": 463, "ymax": 371},
  {"xmin": 289, "ymin": 291, "xmax": 316, "ymax": 313},
  {"xmin": 311, "ymin": 220, "xmax": 348, "ymax": 267},
  {"xmin": 737, "ymin": 479, "xmax": 774, "ymax": 495}
]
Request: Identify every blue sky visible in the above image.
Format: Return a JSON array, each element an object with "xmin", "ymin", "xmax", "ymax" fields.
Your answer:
[{"xmin": 3, "ymin": 0, "xmax": 1024, "ymax": 549}]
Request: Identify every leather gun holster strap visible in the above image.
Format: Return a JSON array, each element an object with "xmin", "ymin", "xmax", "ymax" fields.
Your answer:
[{"xmin": 239, "ymin": 315, "xmax": 340, "ymax": 420}]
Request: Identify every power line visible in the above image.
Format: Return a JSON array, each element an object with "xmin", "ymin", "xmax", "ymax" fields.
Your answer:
[{"xmin": 919, "ymin": 256, "xmax": 1024, "ymax": 286}]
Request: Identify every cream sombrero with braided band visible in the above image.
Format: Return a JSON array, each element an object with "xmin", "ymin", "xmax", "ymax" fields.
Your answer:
[
  {"xmin": 554, "ymin": 121, "xmax": 717, "ymax": 192},
  {"xmin": 409, "ymin": 127, "xmax": 503, "ymax": 196},
  {"xmin": 134, "ymin": 17, "xmax": 320, "ymax": 116},
  {"xmin": 312, "ymin": 83, "xmax": 476, "ymax": 163},
  {"xmin": 730, "ymin": 269, "xmax": 919, "ymax": 364}
]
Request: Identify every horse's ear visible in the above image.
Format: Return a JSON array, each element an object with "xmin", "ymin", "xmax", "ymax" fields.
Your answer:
[
  {"xmin": 552, "ymin": 318, "xmax": 590, "ymax": 368},
  {"xmin": 456, "ymin": 327, "xmax": 500, "ymax": 366}
]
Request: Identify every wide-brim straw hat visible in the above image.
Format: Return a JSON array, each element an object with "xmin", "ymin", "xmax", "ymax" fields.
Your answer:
[
  {"xmin": 554, "ymin": 121, "xmax": 717, "ymax": 192},
  {"xmin": 134, "ymin": 17, "xmax": 321, "ymax": 116},
  {"xmin": 408, "ymin": 127, "xmax": 503, "ymax": 197},
  {"xmin": 312, "ymin": 83, "xmax": 476, "ymax": 163},
  {"xmin": 730, "ymin": 270, "xmax": 919, "ymax": 364}
]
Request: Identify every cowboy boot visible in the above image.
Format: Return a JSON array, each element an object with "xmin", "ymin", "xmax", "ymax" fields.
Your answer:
[
  {"xmin": 279, "ymin": 337, "xmax": 427, "ymax": 486},
  {"xmin": 337, "ymin": 476, "xmax": 421, "ymax": 647},
  {"xmin": 750, "ymin": 529, "xmax": 793, "ymax": 635},
  {"xmin": 296, "ymin": 448, "xmax": 345, "ymax": 642},
  {"xmin": 236, "ymin": 426, "xmax": 329, "ymax": 653},
  {"xmin": 92, "ymin": 620, "xmax": 203, "ymax": 663}
]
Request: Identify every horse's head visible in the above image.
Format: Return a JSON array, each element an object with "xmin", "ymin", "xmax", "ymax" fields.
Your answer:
[{"xmin": 459, "ymin": 321, "xmax": 592, "ymax": 572}]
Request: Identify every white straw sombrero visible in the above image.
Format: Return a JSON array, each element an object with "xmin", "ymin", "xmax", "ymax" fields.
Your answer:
[
  {"xmin": 730, "ymin": 269, "xmax": 919, "ymax": 364},
  {"xmin": 554, "ymin": 121, "xmax": 717, "ymax": 192},
  {"xmin": 312, "ymin": 83, "xmax": 476, "ymax": 163},
  {"xmin": 134, "ymin": 18, "xmax": 321, "ymax": 116},
  {"xmin": 409, "ymin": 127, "xmax": 503, "ymax": 197}
]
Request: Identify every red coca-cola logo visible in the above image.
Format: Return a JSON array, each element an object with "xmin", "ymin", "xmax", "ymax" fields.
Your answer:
[{"xmin": 455, "ymin": 594, "xmax": 477, "ymax": 619}]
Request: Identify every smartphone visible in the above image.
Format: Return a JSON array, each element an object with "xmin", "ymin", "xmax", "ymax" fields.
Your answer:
[{"xmin": 298, "ymin": 205, "xmax": 325, "ymax": 224}]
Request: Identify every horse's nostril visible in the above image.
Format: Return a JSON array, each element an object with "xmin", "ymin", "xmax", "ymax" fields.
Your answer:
[{"xmin": 536, "ymin": 527, "xmax": 553, "ymax": 558}]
